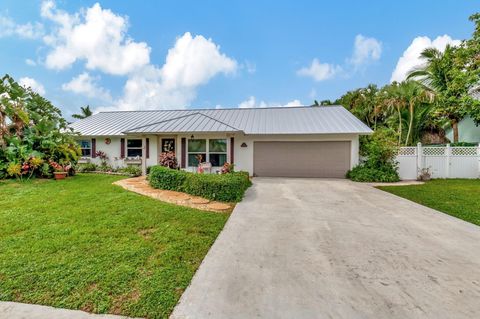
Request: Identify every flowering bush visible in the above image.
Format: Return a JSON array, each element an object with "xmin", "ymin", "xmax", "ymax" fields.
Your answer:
[
  {"xmin": 159, "ymin": 151, "xmax": 178, "ymax": 169},
  {"xmin": 220, "ymin": 162, "xmax": 234, "ymax": 174},
  {"xmin": 0, "ymin": 74, "xmax": 81, "ymax": 180},
  {"xmin": 49, "ymin": 160, "xmax": 65, "ymax": 172}
]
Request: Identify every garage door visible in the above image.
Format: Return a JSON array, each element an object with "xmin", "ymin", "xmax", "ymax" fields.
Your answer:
[{"xmin": 253, "ymin": 141, "xmax": 351, "ymax": 178}]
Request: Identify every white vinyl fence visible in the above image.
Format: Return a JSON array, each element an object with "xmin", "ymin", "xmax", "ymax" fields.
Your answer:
[{"xmin": 396, "ymin": 143, "xmax": 480, "ymax": 180}]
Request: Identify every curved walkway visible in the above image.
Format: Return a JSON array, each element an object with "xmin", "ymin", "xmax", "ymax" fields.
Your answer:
[
  {"xmin": 114, "ymin": 176, "xmax": 232, "ymax": 212},
  {"xmin": 172, "ymin": 178, "xmax": 480, "ymax": 319}
]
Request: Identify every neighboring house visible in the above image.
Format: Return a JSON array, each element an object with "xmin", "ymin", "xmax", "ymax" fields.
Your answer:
[
  {"xmin": 70, "ymin": 106, "xmax": 372, "ymax": 177},
  {"xmin": 445, "ymin": 116, "xmax": 480, "ymax": 143}
]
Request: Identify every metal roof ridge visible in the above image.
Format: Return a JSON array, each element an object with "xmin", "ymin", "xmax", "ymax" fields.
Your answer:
[{"xmin": 123, "ymin": 112, "xmax": 243, "ymax": 133}]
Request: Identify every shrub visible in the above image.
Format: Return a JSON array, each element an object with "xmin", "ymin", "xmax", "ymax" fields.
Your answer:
[
  {"xmin": 0, "ymin": 75, "xmax": 81, "ymax": 179},
  {"xmin": 148, "ymin": 165, "xmax": 251, "ymax": 202},
  {"xmin": 77, "ymin": 163, "xmax": 97, "ymax": 172},
  {"xmin": 119, "ymin": 165, "xmax": 142, "ymax": 177},
  {"xmin": 346, "ymin": 165, "xmax": 399, "ymax": 182},
  {"xmin": 159, "ymin": 151, "xmax": 178, "ymax": 169},
  {"xmin": 183, "ymin": 173, "xmax": 252, "ymax": 202},
  {"xmin": 347, "ymin": 128, "xmax": 400, "ymax": 182},
  {"xmin": 149, "ymin": 166, "xmax": 187, "ymax": 191}
]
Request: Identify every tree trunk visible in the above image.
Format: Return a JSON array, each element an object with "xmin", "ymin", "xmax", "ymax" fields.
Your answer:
[
  {"xmin": 452, "ymin": 120, "xmax": 459, "ymax": 143},
  {"xmin": 405, "ymin": 101, "xmax": 414, "ymax": 146},
  {"xmin": 397, "ymin": 106, "xmax": 402, "ymax": 145}
]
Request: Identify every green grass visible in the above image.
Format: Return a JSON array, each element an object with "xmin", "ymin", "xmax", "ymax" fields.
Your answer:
[
  {"xmin": 0, "ymin": 174, "xmax": 229, "ymax": 318},
  {"xmin": 378, "ymin": 179, "xmax": 480, "ymax": 226}
]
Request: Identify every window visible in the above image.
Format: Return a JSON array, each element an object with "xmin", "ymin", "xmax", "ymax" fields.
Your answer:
[
  {"xmin": 127, "ymin": 139, "xmax": 142, "ymax": 157},
  {"xmin": 187, "ymin": 138, "xmax": 227, "ymax": 167},
  {"xmin": 209, "ymin": 139, "xmax": 227, "ymax": 166},
  {"xmin": 188, "ymin": 139, "xmax": 206, "ymax": 166},
  {"xmin": 79, "ymin": 140, "xmax": 91, "ymax": 157}
]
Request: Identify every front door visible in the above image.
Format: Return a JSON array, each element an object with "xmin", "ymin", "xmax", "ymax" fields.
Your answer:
[{"xmin": 161, "ymin": 138, "xmax": 176, "ymax": 153}]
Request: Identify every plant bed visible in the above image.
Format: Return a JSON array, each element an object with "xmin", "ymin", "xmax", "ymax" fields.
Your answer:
[{"xmin": 149, "ymin": 166, "xmax": 251, "ymax": 202}]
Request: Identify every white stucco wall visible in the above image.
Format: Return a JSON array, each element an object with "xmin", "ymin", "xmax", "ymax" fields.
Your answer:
[
  {"xmin": 77, "ymin": 133, "xmax": 361, "ymax": 176},
  {"xmin": 77, "ymin": 135, "xmax": 159, "ymax": 168}
]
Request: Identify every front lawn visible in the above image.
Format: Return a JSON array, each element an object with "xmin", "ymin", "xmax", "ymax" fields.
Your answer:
[
  {"xmin": 0, "ymin": 174, "xmax": 229, "ymax": 318},
  {"xmin": 378, "ymin": 179, "xmax": 480, "ymax": 226}
]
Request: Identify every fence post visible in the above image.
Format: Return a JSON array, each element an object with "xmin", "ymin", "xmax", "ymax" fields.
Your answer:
[
  {"xmin": 445, "ymin": 144, "xmax": 451, "ymax": 178},
  {"xmin": 416, "ymin": 142, "xmax": 422, "ymax": 178},
  {"xmin": 477, "ymin": 143, "xmax": 480, "ymax": 178}
]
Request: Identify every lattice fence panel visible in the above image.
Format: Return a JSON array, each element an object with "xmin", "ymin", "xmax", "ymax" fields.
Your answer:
[
  {"xmin": 423, "ymin": 147, "xmax": 446, "ymax": 156},
  {"xmin": 397, "ymin": 147, "xmax": 416, "ymax": 156},
  {"xmin": 451, "ymin": 147, "xmax": 478, "ymax": 156}
]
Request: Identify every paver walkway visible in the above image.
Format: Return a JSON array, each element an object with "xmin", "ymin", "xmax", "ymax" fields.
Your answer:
[
  {"xmin": 172, "ymin": 177, "xmax": 480, "ymax": 319},
  {"xmin": 113, "ymin": 176, "xmax": 232, "ymax": 212}
]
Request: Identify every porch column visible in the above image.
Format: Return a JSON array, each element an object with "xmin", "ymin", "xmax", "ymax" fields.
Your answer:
[{"xmin": 142, "ymin": 136, "xmax": 147, "ymax": 175}]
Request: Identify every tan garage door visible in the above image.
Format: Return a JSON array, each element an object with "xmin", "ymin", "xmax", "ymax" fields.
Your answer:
[{"xmin": 253, "ymin": 141, "xmax": 351, "ymax": 178}]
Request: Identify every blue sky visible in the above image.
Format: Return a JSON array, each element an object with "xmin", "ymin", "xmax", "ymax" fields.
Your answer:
[{"xmin": 0, "ymin": 0, "xmax": 478, "ymax": 118}]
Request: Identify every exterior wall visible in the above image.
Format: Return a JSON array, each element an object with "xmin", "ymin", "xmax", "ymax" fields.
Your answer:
[
  {"xmin": 176, "ymin": 133, "xmax": 233, "ymax": 172},
  {"xmin": 234, "ymin": 133, "xmax": 360, "ymax": 176},
  {"xmin": 78, "ymin": 133, "xmax": 362, "ymax": 176},
  {"xmin": 446, "ymin": 116, "xmax": 480, "ymax": 143},
  {"xmin": 76, "ymin": 135, "xmax": 159, "ymax": 168}
]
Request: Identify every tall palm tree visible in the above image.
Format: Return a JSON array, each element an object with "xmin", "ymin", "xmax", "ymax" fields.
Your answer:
[
  {"xmin": 407, "ymin": 45, "xmax": 465, "ymax": 142},
  {"xmin": 72, "ymin": 105, "xmax": 93, "ymax": 119}
]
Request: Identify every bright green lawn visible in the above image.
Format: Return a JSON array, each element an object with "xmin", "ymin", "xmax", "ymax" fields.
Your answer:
[
  {"xmin": 378, "ymin": 179, "xmax": 480, "ymax": 226},
  {"xmin": 0, "ymin": 174, "xmax": 229, "ymax": 318}
]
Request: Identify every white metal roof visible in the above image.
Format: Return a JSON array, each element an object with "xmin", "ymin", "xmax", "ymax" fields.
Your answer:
[{"xmin": 70, "ymin": 106, "xmax": 373, "ymax": 136}]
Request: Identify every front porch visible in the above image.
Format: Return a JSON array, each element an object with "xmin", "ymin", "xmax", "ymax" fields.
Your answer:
[{"xmin": 130, "ymin": 133, "xmax": 235, "ymax": 175}]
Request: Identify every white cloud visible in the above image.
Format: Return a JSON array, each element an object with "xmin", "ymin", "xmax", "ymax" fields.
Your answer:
[
  {"xmin": 0, "ymin": 15, "xmax": 44, "ymax": 39},
  {"xmin": 62, "ymin": 72, "xmax": 112, "ymax": 101},
  {"xmin": 19, "ymin": 77, "xmax": 46, "ymax": 95},
  {"xmin": 25, "ymin": 59, "xmax": 37, "ymax": 66},
  {"xmin": 238, "ymin": 96, "xmax": 302, "ymax": 109},
  {"xmin": 40, "ymin": 1, "xmax": 150, "ymax": 75},
  {"xmin": 297, "ymin": 34, "xmax": 381, "ymax": 81},
  {"xmin": 160, "ymin": 32, "xmax": 237, "ymax": 89},
  {"xmin": 297, "ymin": 59, "xmax": 340, "ymax": 82},
  {"xmin": 111, "ymin": 32, "xmax": 237, "ymax": 111},
  {"xmin": 390, "ymin": 35, "xmax": 461, "ymax": 82},
  {"xmin": 349, "ymin": 34, "xmax": 382, "ymax": 66}
]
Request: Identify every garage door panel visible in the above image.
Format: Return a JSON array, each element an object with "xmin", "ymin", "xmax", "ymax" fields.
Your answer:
[{"xmin": 254, "ymin": 141, "xmax": 350, "ymax": 178}]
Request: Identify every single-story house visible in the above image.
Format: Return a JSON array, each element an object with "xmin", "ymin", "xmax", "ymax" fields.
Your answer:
[{"xmin": 70, "ymin": 106, "xmax": 372, "ymax": 178}]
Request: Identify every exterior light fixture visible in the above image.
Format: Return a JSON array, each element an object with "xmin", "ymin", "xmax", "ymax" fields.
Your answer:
[{"xmin": 241, "ymin": 142, "xmax": 247, "ymax": 147}]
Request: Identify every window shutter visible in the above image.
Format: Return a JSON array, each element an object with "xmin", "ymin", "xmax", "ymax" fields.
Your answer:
[
  {"xmin": 91, "ymin": 138, "xmax": 96, "ymax": 158},
  {"xmin": 120, "ymin": 138, "xmax": 125, "ymax": 158},
  {"xmin": 146, "ymin": 138, "xmax": 150, "ymax": 159},
  {"xmin": 230, "ymin": 137, "xmax": 234, "ymax": 164},
  {"xmin": 181, "ymin": 138, "xmax": 186, "ymax": 168}
]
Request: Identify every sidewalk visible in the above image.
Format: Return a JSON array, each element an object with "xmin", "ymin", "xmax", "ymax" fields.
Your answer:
[{"xmin": 0, "ymin": 302, "xmax": 140, "ymax": 319}]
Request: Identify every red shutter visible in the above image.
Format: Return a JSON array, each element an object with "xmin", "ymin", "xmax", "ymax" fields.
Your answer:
[
  {"xmin": 120, "ymin": 138, "xmax": 125, "ymax": 158},
  {"xmin": 91, "ymin": 138, "xmax": 96, "ymax": 158},
  {"xmin": 230, "ymin": 137, "xmax": 234, "ymax": 164},
  {"xmin": 181, "ymin": 138, "xmax": 186, "ymax": 168},
  {"xmin": 146, "ymin": 138, "xmax": 150, "ymax": 159}
]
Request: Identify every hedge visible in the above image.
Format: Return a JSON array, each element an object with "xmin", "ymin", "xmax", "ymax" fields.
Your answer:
[
  {"xmin": 148, "ymin": 165, "xmax": 251, "ymax": 202},
  {"xmin": 149, "ymin": 166, "xmax": 187, "ymax": 190}
]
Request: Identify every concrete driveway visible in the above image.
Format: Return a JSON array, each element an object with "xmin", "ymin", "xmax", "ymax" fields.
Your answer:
[{"xmin": 171, "ymin": 178, "xmax": 480, "ymax": 319}]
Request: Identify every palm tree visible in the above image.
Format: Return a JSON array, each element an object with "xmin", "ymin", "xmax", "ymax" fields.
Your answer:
[
  {"xmin": 407, "ymin": 45, "xmax": 465, "ymax": 142},
  {"xmin": 378, "ymin": 81, "xmax": 433, "ymax": 146},
  {"xmin": 72, "ymin": 105, "xmax": 93, "ymax": 119}
]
